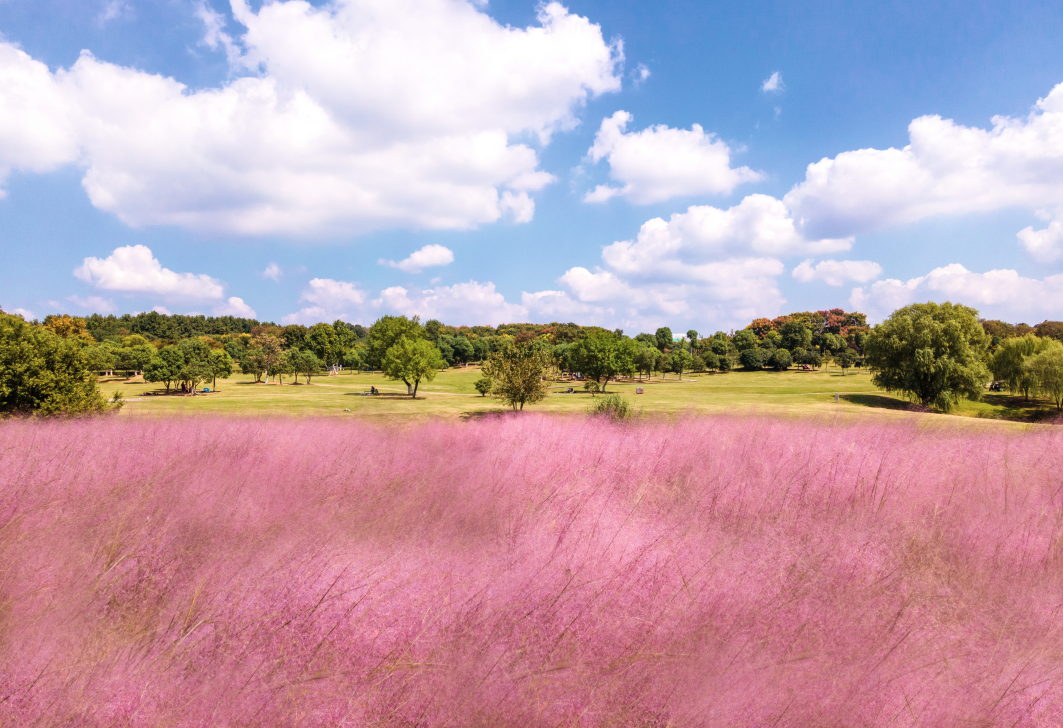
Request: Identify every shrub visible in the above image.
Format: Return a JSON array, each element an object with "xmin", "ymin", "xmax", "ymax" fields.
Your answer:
[
  {"xmin": 474, "ymin": 376, "xmax": 492, "ymax": 396},
  {"xmin": 588, "ymin": 393, "xmax": 632, "ymax": 419},
  {"xmin": 769, "ymin": 348, "xmax": 792, "ymax": 370}
]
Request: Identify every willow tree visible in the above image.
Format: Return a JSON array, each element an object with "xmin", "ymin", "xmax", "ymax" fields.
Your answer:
[
  {"xmin": 989, "ymin": 334, "xmax": 1057, "ymax": 400},
  {"xmin": 864, "ymin": 302, "xmax": 989, "ymax": 412},
  {"xmin": 1025, "ymin": 344, "xmax": 1063, "ymax": 411}
]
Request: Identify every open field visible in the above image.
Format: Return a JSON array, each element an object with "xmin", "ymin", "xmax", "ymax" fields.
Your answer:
[
  {"xmin": 103, "ymin": 363, "xmax": 1061, "ymax": 425},
  {"xmin": 2, "ymin": 415, "xmax": 1062, "ymax": 725}
]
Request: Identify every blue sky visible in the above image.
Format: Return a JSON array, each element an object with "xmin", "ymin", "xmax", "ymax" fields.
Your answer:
[{"xmin": 2, "ymin": 0, "xmax": 1063, "ymax": 332}]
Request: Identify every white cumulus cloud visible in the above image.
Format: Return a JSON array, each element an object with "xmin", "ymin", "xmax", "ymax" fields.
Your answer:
[
  {"xmin": 283, "ymin": 278, "xmax": 525, "ymax": 326},
  {"xmin": 785, "ymin": 82, "xmax": 1063, "ymax": 239},
  {"xmin": 375, "ymin": 280, "xmax": 527, "ymax": 325},
  {"xmin": 792, "ymin": 259, "xmax": 883, "ymax": 286},
  {"xmin": 601, "ymin": 195, "xmax": 852, "ymax": 279},
  {"xmin": 850, "ymin": 263, "xmax": 1063, "ymax": 323},
  {"xmin": 213, "ymin": 296, "xmax": 257, "ymax": 318},
  {"xmin": 0, "ymin": 0, "xmax": 621, "ymax": 236},
  {"xmin": 283, "ymin": 277, "xmax": 370, "ymax": 324},
  {"xmin": 380, "ymin": 244, "xmax": 455, "ymax": 273},
  {"xmin": 74, "ymin": 245, "xmax": 225, "ymax": 299},
  {"xmin": 584, "ymin": 111, "xmax": 763, "ymax": 204},
  {"xmin": 1017, "ymin": 211, "xmax": 1063, "ymax": 262}
]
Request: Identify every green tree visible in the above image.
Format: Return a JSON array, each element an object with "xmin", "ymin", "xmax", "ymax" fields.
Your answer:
[
  {"xmin": 573, "ymin": 331, "xmax": 635, "ymax": 392},
  {"xmin": 119, "ymin": 344, "xmax": 155, "ymax": 376},
  {"xmin": 820, "ymin": 332, "xmax": 846, "ymax": 356},
  {"xmin": 451, "ymin": 337, "xmax": 475, "ymax": 365},
  {"xmin": 436, "ymin": 336, "xmax": 456, "ymax": 366},
  {"xmin": 342, "ymin": 346, "xmax": 366, "ymax": 371},
  {"xmin": 367, "ymin": 315, "xmax": 424, "ymax": 369},
  {"xmin": 740, "ymin": 348, "xmax": 768, "ymax": 370},
  {"xmin": 252, "ymin": 334, "xmax": 283, "ymax": 383},
  {"xmin": 332, "ymin": 320, "xmax": 360, "ymax": 352},
  {"xmin": 654, "ymin": 327, "xmax": 673, "ymax": 351},
  {"xmin": 144, "ymin": 346, "xmax": 184, "ymax": 392},
  {"xmin": 989, "ymin": 334, "xmax": 1055, "ymax": 400},
  {"xmin": 121, "ymin": 334, "xmax": 152, "ymax": 348},
  {"xmin": 1026, "ymin": 345, "xmax": 1063, "ymax": 411},
  {"xmin": 474, "ymin": 376, "xmax": 492, "ymax": 396},
  {"xmin": 711, "ymin": 332, "xmax": 731, "ymax": 357},
  {"xmin": 733, "ymin": 329, "xmax": 759, "ymax": 352},
  {"xmin": 271, "ymin": 349, "xmax": 296, "ymax": 385},
  {"xmin": 424, "ymin": 319, "xmax": 444, "ymax": 342},
  {"xmin": 634, "ymin": 346, "xmax": 659, "ymax": 380},
  {"xmin": 671, "ymin": 348, "xmax": 693, "ymax": 378},
  {"xmin": 295, "ymin": 349, "xmax": 322, "ymax": 384},
  {"xmin": 834, "ymin": 349, "xmax": 857, "ymax": 374},
  {"xmin": 471, "ymin": 337, "xmax": 491, "ymax": 363},
  {"xmin": 686, "ymin": 329, "xmax": 699, "ymax": 353},
  {"xmin": 178, "ymin": 339, "xmax": 213, "ymax": 393},
  {"xmin": 481, "ymin": 341, "xmax": 553, "ymax": 411},
  {"xmin": 281, "ymin": 324, "xmax": 308, "ymax": 350},
  {"xmin": 306, "ymin": 323, "xmax": 338, "ymax": 366},
  {"xmin": 769, "ymin": 348, "xmax": 792, "ymax": 370},
  {"xmin": 84, "ymin": 344, "xmax": 116, "ymax": 376},
  {"xmin": 658, "ymin": 353, "xmax": 672, "ymax": 379},
  {"xmin": 240, "ymin": 350, "xmax": 266, "ymax": 383},
  {"xmin": 702, "ymin": 351, "xmax": 720, "ymax": 371},
  {"xmin": 382, "ymin": 337, "xmax": 445, "ymax": 397},
  {"xmin": 207, "ymin": 349, "xmax": 233, "ymax": 390},
  {"xmin": 779, "ymin": 320, "xmax": 813, "ymax": 352},
  {"xmin": 0, "ymin": 312, "xmax": 109, "ymax": 415},
  {"xmin": 864, "ymin": 302, "xmax": 990, "ymax": 412}
]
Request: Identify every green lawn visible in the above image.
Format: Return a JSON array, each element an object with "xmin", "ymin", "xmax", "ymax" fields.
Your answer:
[{"xmin": 101, "ymin": 364, "xmax": 1060, "ymax": 427}]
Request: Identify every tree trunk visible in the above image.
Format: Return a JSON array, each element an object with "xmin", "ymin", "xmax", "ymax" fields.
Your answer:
[{"xmin": 413, "ymin": 380, "xmax": 419, "ymax": 398}]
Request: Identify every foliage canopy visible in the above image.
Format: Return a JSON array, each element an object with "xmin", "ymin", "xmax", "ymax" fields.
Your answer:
[
  {"xmin": 0, "ymin": 312, "xmax": 109, "ymax": 415},
  {"xmin": 864, "ymin": 302, "xmax": 989, "ymax": 412}
]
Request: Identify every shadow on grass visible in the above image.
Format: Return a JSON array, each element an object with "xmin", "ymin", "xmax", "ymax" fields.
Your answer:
[
  {"xmin": 977, "ymin": 393, "xmax": 1061, "ymax": 422},
  {"xmin": 841, "ymin": 394, "xmax": 911, "ymax": 411},
  {"xmin": 342, "ymin": 392, "xmax": 428, "ymax": 400},
  {"xmin": 459, "ymin": 410, "xmax": 508, "ymax": 422},
  {"xmin": 844, "ymin": 392, "xmax": 1062, "ymax": 422}
]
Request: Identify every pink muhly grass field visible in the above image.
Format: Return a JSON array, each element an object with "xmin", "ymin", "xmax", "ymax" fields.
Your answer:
[{"xmin": 1, "ymin": 415, "xmax": 1062, "ymax": 726}]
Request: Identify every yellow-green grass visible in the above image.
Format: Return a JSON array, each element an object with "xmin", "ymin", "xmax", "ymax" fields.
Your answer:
[{"xmin": 100, "ymin": 363, "xmax": 1059, "ymax": 427}]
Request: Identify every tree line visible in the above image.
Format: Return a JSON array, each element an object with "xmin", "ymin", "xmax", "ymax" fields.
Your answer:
[{"xmin": 4, "ymin": 305, "xmax": 1063, "ymax": 416}]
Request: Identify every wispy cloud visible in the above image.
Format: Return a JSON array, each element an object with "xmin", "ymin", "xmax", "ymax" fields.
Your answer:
[
  {"xmin": 97, "ymin": 0, "xmax": 131, "ymax": 27},
  {"xmin": 261, "ymin": 262, "xmax": 282, "ymax": 282},
  {"xmin": 761, "ymin": 71, "xmax": 784, "ymax": 93}
]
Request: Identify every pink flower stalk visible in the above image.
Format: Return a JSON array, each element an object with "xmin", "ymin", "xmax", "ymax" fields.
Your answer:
[{"xmin": 0, "ymin": 415, "xmax": 1061, "ymax": 726}]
